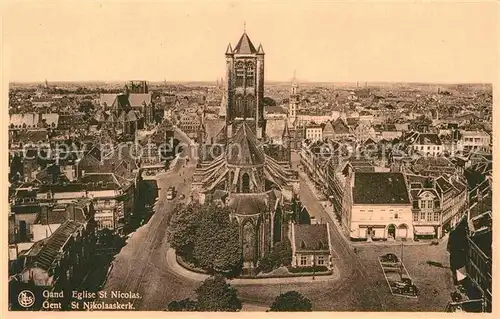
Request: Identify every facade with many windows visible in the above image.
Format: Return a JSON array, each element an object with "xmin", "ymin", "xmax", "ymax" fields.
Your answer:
[
  {"xmin": 341, "ymin": 170, "xmax": 414, "ymax": 241},
  {"xmin": 407, "ymin": 173, "xmax": 468, "ymax": 239}
]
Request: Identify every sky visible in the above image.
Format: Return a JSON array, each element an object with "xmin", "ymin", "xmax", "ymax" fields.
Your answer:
[{"xmin": 1, "ymin": 0, "xmax": 498, "ymax": 83}]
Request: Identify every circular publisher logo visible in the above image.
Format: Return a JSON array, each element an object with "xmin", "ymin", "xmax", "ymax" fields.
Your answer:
[{"xmin": 18, "ymin": 290, "xmax": 35, "ymax": 308}]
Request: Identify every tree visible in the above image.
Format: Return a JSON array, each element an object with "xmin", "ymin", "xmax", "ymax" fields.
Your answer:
[
  {"xmin": 167, "ymin": 202, "xmax": 203, "ymax": 257},
  {"xmin": 193, "ymin": 205, "xmax": 242, "ymax": 273},
  {"xmin": 263, "ymin": 96, "xmax": 276, "ymax": 106},
  {"xmin": 257, "ymin": 239, "xmax": 292, "ymax": 273},
  {"xmin": 166, "ymin": 298, "xmax": 197, "ymax": 311},
  {"xmin": 269, "ymin": 291, "xmax": 312, "ymax": 312},
  {"xmin": 195, "ymin": 274, "xmax": 242, "ymax": 311}
]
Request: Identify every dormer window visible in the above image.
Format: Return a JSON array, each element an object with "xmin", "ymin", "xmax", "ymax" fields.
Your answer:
[
  {"xmin": 317, "ymin": 240, "xmax": 324, "ymax": 250},
  {"xmin": 300, "ymin": 240, "xmax": 306, "ymax": 249}
]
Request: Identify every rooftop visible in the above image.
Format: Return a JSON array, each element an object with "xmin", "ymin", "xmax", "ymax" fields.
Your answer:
[
  {"xmin": 353, "ymin": 172, "xmax": 410, "ymax": 205},
  {"xmin": 293, "ymin": 224, "xmax": 330, "ymax": 252},
  {"xmin": 26, "ymin": 220, "xmax": 83, "ymax": 271}
]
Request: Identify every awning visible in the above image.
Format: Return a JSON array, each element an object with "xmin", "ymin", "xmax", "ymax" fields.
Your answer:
[{"xmin": 414, "ymin": 226, "xmax": 436, "ymax": 235}]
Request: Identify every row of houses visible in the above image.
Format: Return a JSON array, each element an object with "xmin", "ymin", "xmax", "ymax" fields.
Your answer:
[{"xmin": 300, "ymin": 138, "xmax": 471, "ymax": 241}]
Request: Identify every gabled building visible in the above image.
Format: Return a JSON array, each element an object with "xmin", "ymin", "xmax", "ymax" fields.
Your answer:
[
  {"xmin": 290, "ymin": 223, "xmax": 332, "ymax": 269},
  {"xmin": 407, "ymin": 131, "xmax": 444, "ymax": 157}
]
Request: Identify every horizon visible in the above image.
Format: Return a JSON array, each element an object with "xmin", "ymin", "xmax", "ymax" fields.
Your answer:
[
  {"xmin": 8, "ymin": 80, "xmax": 495, "ymax": 86},
  {"xmin": 3, "ymin": 1, "xmax": 498, "ymax": 84}
]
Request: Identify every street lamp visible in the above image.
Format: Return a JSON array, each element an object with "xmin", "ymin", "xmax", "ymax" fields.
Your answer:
[
  {"xmin": 311, "ymin": 255, "xmax": 315, "ymax": 280},
  {"xmin": 400, "ymin": 242, "xmax": 404, "ymax": 281}
]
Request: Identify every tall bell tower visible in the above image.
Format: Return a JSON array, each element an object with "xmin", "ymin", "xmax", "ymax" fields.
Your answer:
[
  {"xmin": 288, "ymin": 70, "xmax": 299, "ymax": 127},
  {"xmin": 225, "ymin": 28, "xmax": 266, "ymax": 140}
]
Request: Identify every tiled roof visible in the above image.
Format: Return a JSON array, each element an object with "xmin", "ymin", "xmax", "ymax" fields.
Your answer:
[
  {"xmin": 11, "ymin": 204, "xmax": 41, "ymax": 214},
  {"xmin": 332, "ymin": 118, "xmax": 351, "ymax": 134},
  {"xmin": 204, "ymin": 119, "xmax": 225, "ymax": 143},
  {"xmin": 35, "ymin": 202, "xmax": 89, "ymax": 225},
  {"xmin": 100, "ymin": 94, "xmax": 117, "ymax": 107},
  {"xmin": 80, "ymin": 173, "xmax": 121, "ymax": 188},
  {"xmin": 227, "ymin": 121, "xmax": 265, "ymax": 166},
  {"xmin": 415, "ymin": 133, "xmax": 442, "ymax": 145},
  {"xmin": 15, "ymin": 129, "xmax": 49, "ymax": 143},
  {"xmin": 38, "ymin": 183, "xmax": 86, "ymax": 194},
  {"xmin": 353, "ymin": 172, "xmax": 410, "ymax": 204},
  {"xmin": 436, "ymin": 176, "xmax": 453, "ymax": 193},
  {"xmin": 294, "ymin": 224, "xmax": 330, "ymax": 252},
  {"xmin": 128, "ymin": 93, "xmax": 152, "ymax": 107},
  {"xmin": 233, "ymin": 32, "xmax": 257, "ymax": 54},
  {"xmin": 58, "ymin": 114, "xmax": 87, "ymax": 129},
  {"xmin": 413, "ymin": 157, "xmax": 454, "ymax": 171},
  {"xmin": 26, "ymin": 220, "xmax": 83, "ymax": 270},
  {"xmin": 228, "ymin": 194, "xmax": 267, "ymax": 215},
  {"xmin": 346, "ymin": 117, "xmax": 359, "ymax": 126}
]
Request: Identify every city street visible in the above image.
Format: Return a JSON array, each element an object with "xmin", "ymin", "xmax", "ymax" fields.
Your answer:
[
  {"xmin": 289, "ymin": 151, "xmax": 455, "ymax": 311},
  {"xmin": 98, "ymin": 145, "xmax": 452, "ymax": 312},
  {"xmin": 100, "ymin": 129, "xmax": 200, "ymax": 310}
]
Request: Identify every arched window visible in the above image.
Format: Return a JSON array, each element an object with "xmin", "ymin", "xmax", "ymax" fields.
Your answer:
[
  {"xmin": 242, "ymin": 172, "xmax": 250, "ymax": 193},
  {"xmin": 235, "ymin": 62, "xmax": 245, "ymax": 87},
  {"xmin": 235, "ymin": 96, "xmax": 243, "ymax": 118},
  {"xmin": 245, "ymin": 96, "xmax": 254, "ymax": 118},
  {"xmin": 246, "ymin": 62, "xmax": 255, "ymax": 87}
]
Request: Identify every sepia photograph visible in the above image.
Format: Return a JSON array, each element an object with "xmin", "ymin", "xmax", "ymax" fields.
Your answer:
[{"xmin": 2, "ymin": 0, "xmax": 497, "ymax": 314}]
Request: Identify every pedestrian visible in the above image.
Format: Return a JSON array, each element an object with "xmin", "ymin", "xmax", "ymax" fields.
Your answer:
[{"xmin": 353, "ymin": 247, "xmax": 358, "ymax": 254}]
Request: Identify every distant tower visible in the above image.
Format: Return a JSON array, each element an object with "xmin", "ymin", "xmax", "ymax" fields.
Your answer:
[
  {"xmin": 288, "ymin": 70, "xmax": 299, "ymax": 127},
  {"xmin": 224, "ymin": 27, "xmax": 266, "ymax": 140},
  {"xmin": 44, "ymin": 79, "xmax": 49, "ymax": 89}
]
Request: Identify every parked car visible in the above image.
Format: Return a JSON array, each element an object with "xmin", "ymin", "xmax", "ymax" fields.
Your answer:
[
  {"xmin": 166, "ymin": 186, "xmax": 176, "ymax": 200},
  {"xmin": 395, "ymin": 284, "xmax": 418, "ymax": 296}
]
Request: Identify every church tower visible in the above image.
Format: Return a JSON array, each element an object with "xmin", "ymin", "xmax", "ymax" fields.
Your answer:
[
  {"xmin": 288, "ymin": 71, "xmax": 299, "ymax": 127},
  {"xmin": 225, "ymin": 29, "xmax": 266, "ymax": 140}
]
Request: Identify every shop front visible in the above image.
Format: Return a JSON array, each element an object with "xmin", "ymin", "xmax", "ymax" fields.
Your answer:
[{"xmin": 414, "ymin": 225, "xmax": 438, "ymax": 239}]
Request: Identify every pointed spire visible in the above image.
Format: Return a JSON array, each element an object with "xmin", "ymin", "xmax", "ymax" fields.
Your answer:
[
  {"xmin": 282, "ymin": 119, "xmax": 291, "ymax": 138},
  {"xmin": 257, "ymin": 43, "xmax": 264, "ymax": 54},
  {"xmin": 244, "ymin": 21, "xmax": 246, "ymax": 33},
  {"xmin": 225, "ymin": 43, "xmax": 233, "ymax": 55},
  {"xmin": 234, "ymin": 33, "xmax": 257, "ymax": 54}
]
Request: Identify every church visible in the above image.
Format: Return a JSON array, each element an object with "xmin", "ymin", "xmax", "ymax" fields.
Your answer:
[{"xmin": 191, "ymin": 31, "xmax": 301, "ymax": 271}]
